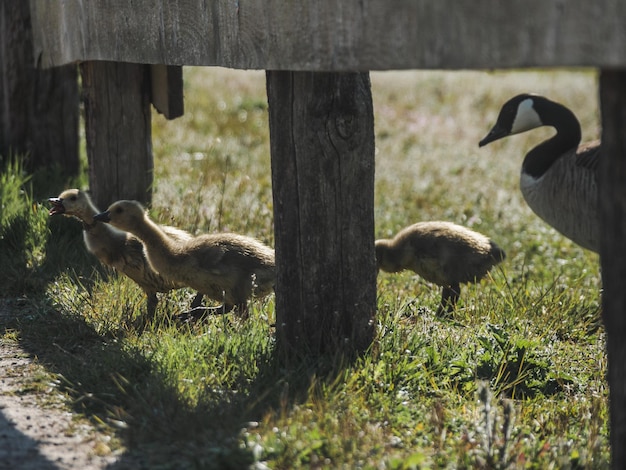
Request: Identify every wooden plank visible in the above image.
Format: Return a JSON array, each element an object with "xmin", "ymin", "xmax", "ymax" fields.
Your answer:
[
  {"xmin": 150, "ymin": 65, "xmax": 183, "ymax": 120},
  {"xmin": 1, "ymin": 1, "xmax": 79, "ymax": 174},
  {"xmin": 267, "ymin": 71, "xmax": 376, "ymax": 357},
  {"xmin": 599, "ymin": 70, "xmax": 626, "ymax": 470},
  {"xmin": 30, "ymin": 0, "xmax": 626, "ymax": 70},
  {"xmin": 80, "ymin": 62, "xmax": 153, "ymax": 210}
]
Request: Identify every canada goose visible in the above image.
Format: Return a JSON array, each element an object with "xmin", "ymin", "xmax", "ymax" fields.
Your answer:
[
  {"xmin": 48, "ymin": 189, "xmax": 203, "ymax": 319},
  {"xmin": 93, "ymin": 200, "xmax": 276, "ymax": 318},
  {"xmin": 479, "ymin": 94, "xmax": 599, "ymax": 253},
  {"xmin": 375, "ymin": 221, "xmax": 505, "ymax": 315}
]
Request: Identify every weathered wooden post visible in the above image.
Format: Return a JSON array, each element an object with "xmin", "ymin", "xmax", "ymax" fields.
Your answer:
[
  {"xmin": 80, "ymin": 62, "xmax": 153, "ymax": 210},
  {"xmin": 599, "ymin": 70, "xmax": 626, "ymax": 469},
  {"xmin": 266, "ymin": 71, "xmax": 377, "ymax": 358},
  {"xmin": 0, "ymin": 1, "xmax": 78, "ymax": 174}
]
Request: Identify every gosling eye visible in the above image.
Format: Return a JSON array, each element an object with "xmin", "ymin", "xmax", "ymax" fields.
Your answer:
[
  {"xmin": 70, "ymin": 195, "xmax": 77, "ymax": 201},
  {"xmin": 115, "ymin": 207, "xmax": 123, "ymax": 214}
]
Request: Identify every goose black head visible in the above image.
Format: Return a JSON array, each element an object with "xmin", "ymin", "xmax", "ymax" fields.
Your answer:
[{"xmin": 479, "ymin": 94, "xmax": 543, "ymax": 147}]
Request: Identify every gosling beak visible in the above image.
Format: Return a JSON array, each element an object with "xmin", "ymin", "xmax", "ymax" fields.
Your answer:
[
  {"xmin": 93, "ymin": 211, "xmax": 111, "ymax": 223},
  {"xmin": 478, "ymin": 124, "xmax": 508, "ymax": 147},
  {"xmin": 48, "ymin": 197, "xmax": 65, "ymax": 216}
]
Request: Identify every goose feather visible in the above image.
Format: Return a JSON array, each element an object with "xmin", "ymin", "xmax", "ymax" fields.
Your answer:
[
  {"xmin": 94, "ymin": 200, "xmax": 275, "ymax": 318},
  {"xmin": 376, "ymin": 221, "xmax": 505, "ymax": 315},
  {"xmin": 49, "ymin": 189, "xmax": 202, "ymax": 318},
  {"xmin": 479, "ymin": 94, "xmax": 599, "ymax": 252}
]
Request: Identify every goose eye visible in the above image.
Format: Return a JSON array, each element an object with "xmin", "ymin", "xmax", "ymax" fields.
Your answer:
[{"xmin": 115, "ymin": 207, "xmax": 123, "ymax": 214}]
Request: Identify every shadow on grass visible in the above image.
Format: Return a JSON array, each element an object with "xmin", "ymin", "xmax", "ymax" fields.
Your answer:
[
  {"xmin": 0, "ymin": 206, "xmax": 107, "ymax": 298},
  {"xmin": 2, "ymin": 293, "xmax": 354, "ymax": 469},
  {"xmin": 1, "ymin": 203, "xmax": 360, "ymax": 468}
]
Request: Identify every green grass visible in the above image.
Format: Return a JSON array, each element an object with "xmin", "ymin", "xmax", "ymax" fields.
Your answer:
[{"xmin": 0, "ymin": 68, "xmax": 607, "ymax": 468}]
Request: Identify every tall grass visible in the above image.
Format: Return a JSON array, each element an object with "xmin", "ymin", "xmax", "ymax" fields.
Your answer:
[{"xmin": 0, "ymin": 68, "xmax": 607, "ymax": 468}]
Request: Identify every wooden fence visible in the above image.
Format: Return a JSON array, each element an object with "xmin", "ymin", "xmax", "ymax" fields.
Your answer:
[{"xmin": 27, "ymin": 2, "xmax": 626, "ymax": 467}]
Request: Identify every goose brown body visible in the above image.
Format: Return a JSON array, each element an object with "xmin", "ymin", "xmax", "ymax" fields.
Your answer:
[
  {"xmin": 375, "ymin": 221, "xmax": 505, "ymax": 314},
  {"xmin": 94, "ymin": 200, "xmax": 276, "ymax": 317},
  {"xmin": 479, "ymin": 94, "xmax": 599, "ymax": 253},
  {"xmin": 49, "ymin": 189, "xmax": 201, "ymax": 317}
]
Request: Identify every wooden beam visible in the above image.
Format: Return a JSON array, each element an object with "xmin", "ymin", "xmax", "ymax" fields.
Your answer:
[
  {"xmin": 150, "ymin": 65, "xmax": 183, "ymax": 120},
  {"xmin": 267, "ymin": 71, "xmax": 376, "ymax": 357},
  {"xmin": 80, "ymin": 61, "xmax": 153, "ymax": 210},
  {"xmin": 30, "ymin": 0, "xmax": 626, "ymax": 71},
  {"xmin": 599, "ymin": 69, "xmax": 626, "ymax": 470}
]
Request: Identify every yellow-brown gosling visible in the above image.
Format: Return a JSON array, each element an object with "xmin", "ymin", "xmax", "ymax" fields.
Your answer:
[
  {"xmin": 48, "ymin": 189, "xmax": 203, "ymax": 320},
  {"xmin": 480, "ymin": 94, "xmax": 599, "ymax": 253},
  {"xmin": 375, "ymin": 221, "xmax": 506, "ymax": 315},
  {"xmin": 93, "ymin": 200, "xmax": 276, "ymax": 319}
]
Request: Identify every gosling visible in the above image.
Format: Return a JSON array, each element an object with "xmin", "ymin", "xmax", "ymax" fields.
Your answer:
[
  {"xmin": 93, "ymin": 200, "xmax": 276, "ymax": 319},
  {"xmin": 48, "ymin": 189, "xmax": 203, "ymax": 319},
  {"xmin": 375, "ymin": 221, "xmax": 506, "ymax": 316}
]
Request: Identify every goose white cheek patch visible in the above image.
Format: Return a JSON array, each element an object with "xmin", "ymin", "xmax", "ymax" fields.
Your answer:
[{"xmin": 511, "ymin": 98, "xmax": 542, "ymax": 135}]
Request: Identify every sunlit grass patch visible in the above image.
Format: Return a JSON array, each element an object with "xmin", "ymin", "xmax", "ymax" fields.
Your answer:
[{"xmin": 48, "ymin": 269, "xmax": 147, "ymax": 334}]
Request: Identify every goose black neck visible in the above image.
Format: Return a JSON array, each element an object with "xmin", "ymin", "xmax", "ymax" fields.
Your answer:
[{"xmin": 522, "ymin": 99, "xmax": 582, "ymax": 178}]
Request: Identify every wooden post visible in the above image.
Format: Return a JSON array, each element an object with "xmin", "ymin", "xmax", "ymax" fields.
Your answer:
[
  {"xmin": 266, "ymin": 71, "xmax": 376, "ymax": 358},
  {"xmin": 0, "ymin": 1, "xmax": 78, "ymax": 174},
  {"xmin": 599, "ymin": 70, "xmax": 626, "ymax": 469},
  {"xmin": 80, "ymin": 61, "xmax": 153, "ymax": 210},
  {"xmin": 150, "ymin": 65, "xmax": 184, "ymax": 120}
]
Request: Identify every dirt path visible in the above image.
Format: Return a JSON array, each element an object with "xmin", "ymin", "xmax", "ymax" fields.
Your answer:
[{"xmin": 0, "ymin": 302, "xmax": 129, "ymax": 470}]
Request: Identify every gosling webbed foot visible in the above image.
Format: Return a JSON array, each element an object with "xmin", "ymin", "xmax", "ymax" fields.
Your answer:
[
  {"xmin": 176, "ymin": 304, "xmax": 234, "ymax": 324},
  {"xmin": 190, "ymin": 293, "xmax": 204, "ymax": 309},
  {"xmin": 437, "ymin": 284, "xmax": 460, "ymax": 318}
]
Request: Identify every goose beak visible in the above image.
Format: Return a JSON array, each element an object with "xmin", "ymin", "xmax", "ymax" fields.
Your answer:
[
  {"xmin": 48, "ymin": 197, "xmax": 65, "ymax": 216},
  {"xmin": 479, "ymin": 125, "xmax": 508, "ymax": 147},
  {"xmin": 93, "ymin": 211, "xmax": 111, "ymax": 223}
]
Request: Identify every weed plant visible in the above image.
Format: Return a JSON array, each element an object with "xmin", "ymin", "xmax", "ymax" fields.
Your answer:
[{"xmin": 0, "ymin": 68, "xmax": 607, "ymax": 468}]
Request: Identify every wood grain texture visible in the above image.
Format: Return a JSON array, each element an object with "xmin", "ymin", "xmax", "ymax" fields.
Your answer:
[
  {"xmin": 267, "ymin": 71, "xmax": 376, "ymax": 357},
  {"xmin": 1, "ymin": 1, "xmax": 79, "ymax": 174},
  {"xmin": 30, "ymin": 0, "xmax": 626, "ymax": 70},
  {"xmin": 80, "ymin": 62, "xmax": 153, "ymax": 210},
  {"xmin": 599, "ymin": 70, "xmax": 626, "ymax": 470},
  {"xmin": 150, "ymin": 65, "xmax": 183, "ymax": 119}
]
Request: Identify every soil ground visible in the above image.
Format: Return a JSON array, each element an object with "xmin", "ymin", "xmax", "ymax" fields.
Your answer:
[{"xmin": 0, "ymin": 301, "xmax": 130, "ymax": 470}]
